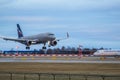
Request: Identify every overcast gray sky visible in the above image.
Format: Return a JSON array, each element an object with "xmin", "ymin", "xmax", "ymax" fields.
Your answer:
[{"xmin": 0, "ymin": 0, "xmax": 120, "ymax": 50}]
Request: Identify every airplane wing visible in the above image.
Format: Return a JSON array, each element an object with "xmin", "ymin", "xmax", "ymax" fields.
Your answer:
[
  {"xmin": 55, "ymin": 32, "xmax": 69, "ymax": 41},
  {"xmin": 0, "ymin": 36, "xmax": 26, "ymax": 42},
  {"xmin": 0, "ymin": 36, "xmax": 39, "ymax": 44}
]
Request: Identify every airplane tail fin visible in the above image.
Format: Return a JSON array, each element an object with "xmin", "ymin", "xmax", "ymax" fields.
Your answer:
[{"xmin": 17, "ymin": 24, "xmax": 24, "ymax": 38}]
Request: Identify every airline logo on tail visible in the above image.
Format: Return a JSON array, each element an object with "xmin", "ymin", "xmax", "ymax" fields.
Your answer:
[{"xmin": 17, "ymin": 24, "xmax": 23, "ymax": 38}]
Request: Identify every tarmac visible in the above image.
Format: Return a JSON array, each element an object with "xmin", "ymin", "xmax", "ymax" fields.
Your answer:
[{"xmin": 0, "ymin": 55, "xmax": 120, "ymax": 63}]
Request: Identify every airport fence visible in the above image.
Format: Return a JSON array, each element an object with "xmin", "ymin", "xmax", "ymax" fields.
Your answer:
[{"xmin": 0, "ymin": 72, "xmax": 120, "ymax": 80}]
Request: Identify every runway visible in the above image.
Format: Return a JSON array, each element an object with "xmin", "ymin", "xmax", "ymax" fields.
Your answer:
[{"xmin": 0, "ymin": 57, "xmax": 120, "ymax": 63}]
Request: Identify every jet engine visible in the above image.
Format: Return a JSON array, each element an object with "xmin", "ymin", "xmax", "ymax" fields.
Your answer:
[
  {"xmin": 50, "ymin": 40, "xmax": 57, "ymax": 46},
  {"xmin": 25, "ymin": 40, "xmax": 32, "ymax": 46}
]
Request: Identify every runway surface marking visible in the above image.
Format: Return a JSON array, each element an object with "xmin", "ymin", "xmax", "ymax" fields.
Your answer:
[{"xmin": 0, "ymin": 57, "xmax": 120, "ymax": 63}]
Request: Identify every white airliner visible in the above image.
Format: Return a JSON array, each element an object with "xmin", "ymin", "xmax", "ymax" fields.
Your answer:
[
  {"xmin": 94, "ymin": 50, "xmax": 120, "ymax": 57},
  {"xmin": 0, "ymin": 24, "xmax": 69, "ymax": 49}
]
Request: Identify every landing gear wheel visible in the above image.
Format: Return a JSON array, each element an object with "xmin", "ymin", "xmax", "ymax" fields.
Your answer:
[
  {"xmin": 42, "ymin": 46, "xmax": 46, "ymax": 49},
  {"xmin": 26, "ymin": 46, "xmax": 30, "ymax": 49},
  {"xmin": 48, "ymin": 45, "xmax": 51, "ymax": 47}
]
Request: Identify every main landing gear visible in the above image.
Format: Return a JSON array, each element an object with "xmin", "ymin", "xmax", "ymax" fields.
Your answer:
[
  {"xmin": 42, "ymin": 43, "xmax": 46, "ymax": 50},
  {"xmin": 25, "ymin": 44, "xmax": 47, "ymax": 50},
  {"xmin": 42, "ymin": 46, "xmax": 46, "ymax": 49},
  {"xmin": 26, "ymin": 46, "xmax": 30, "ymax": 49}
]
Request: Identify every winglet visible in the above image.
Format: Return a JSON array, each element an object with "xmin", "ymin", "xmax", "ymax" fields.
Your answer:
[{"xmin": 67, "ymin": 32, "xmax": 69, "ymax": 38}]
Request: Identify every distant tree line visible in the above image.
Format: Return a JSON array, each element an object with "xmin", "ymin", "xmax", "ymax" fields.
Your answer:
[
  {"xmin": 1, "ymin": 46, "xmax": 110, "ymax": 55},
  {"xmin": 37, "ymin": 46, "xmax": 106, "ymax": 55}
]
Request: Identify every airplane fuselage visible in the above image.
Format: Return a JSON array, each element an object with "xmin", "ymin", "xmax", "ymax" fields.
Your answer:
[{"xmin": 20, "ymin": 32, "xmax": 56, "ymax": 45}]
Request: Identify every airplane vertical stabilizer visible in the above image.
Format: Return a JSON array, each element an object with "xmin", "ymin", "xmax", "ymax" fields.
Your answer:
[{"xmin": 17, "ymin": 24, "xmax": 24, "ymax": 38}]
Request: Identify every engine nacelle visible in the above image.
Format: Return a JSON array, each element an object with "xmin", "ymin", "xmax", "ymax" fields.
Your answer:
[
  {"xmin": 25, "ymin": 40, "xmax": 32, "ymax": 46},
  {"xmin": 50, "ymin": 41, "xmax": 57, "ymax": 46}
]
